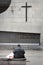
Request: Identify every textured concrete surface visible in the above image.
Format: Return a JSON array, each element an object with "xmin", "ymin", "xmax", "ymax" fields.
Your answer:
[
  {"xmin": 0, "ymin": 50, "xmax": 43, "ymax": 65},
  {"xmin": 0, "ymin": 44, "xmax": 40, "ymax": 50},
  {"xmin": 0, "ymin": 0, "xmax": 41, "ymax": 33},
  {"xmin": 0, "ymin": 0, "xmax": 43, "ymax": 48}
]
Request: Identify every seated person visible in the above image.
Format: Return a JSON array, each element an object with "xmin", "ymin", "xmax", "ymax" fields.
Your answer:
[{"xmin": 13, "ymin": 44, "xmax": 25, "ymax": 58}]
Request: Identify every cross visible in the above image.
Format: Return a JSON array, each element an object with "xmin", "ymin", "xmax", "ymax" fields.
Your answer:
[{"xmin": 21, "ymin": 2, "xmax": 32, "ymax": 22}]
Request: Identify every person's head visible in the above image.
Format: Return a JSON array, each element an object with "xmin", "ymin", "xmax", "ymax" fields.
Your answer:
[{"xmin": 17, "ymin": 44, "xmax": 21, "ymax": 47}]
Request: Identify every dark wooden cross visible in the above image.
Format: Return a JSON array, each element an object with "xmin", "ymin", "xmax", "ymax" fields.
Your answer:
[{"xmin": 21, "ymin": 2, "xmax": 32, "ymax": 22}]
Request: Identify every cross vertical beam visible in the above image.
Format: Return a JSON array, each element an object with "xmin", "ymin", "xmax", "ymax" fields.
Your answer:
[{"xmin": 21, "ymin": 2, "xmax": 32, "ymax": 22}]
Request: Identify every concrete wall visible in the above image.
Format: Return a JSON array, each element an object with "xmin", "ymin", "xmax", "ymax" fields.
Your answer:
[
  {"xmin": 40, "ymin": 23, "xmax": 43, "ymax": 46},
  {"xmin": 0, "ymin": 0, "xmax": 43, "ymax": 46},
  {"xmin": 0, "ymin": 0, "xmax": 41, "ymax": 33}
]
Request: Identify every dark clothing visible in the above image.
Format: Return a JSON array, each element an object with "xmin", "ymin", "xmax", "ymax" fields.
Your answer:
[{"xmin": 13, "ymin": 48, "xmax": 25, "ymax": 58}]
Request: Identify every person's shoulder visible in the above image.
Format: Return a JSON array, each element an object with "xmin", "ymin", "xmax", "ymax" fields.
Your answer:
[{"xmin": 21, "ymin": 48, "xmax": 25, "ymax": 51}]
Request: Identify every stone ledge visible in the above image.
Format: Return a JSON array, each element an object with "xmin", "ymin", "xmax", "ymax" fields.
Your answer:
[{"xmin": 0, "ymin": 43, "xmax": 39, "ymax": 50}]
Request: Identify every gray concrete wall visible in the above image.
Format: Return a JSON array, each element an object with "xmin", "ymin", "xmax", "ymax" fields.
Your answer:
[
  {"xmin": 40, "ymin": 24, "xmax": 43, "ymax": 46},
  {"xmin": 0, "ymin": 0, "xmax": 43, "ymax": 46},
  {"xmin": 0, "ymin": 0, "xmax": 41, "ymax": 33}
]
